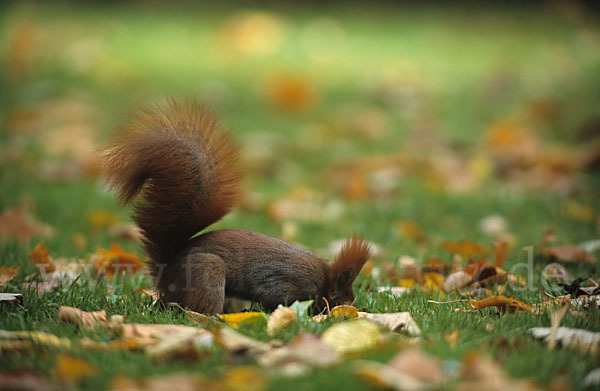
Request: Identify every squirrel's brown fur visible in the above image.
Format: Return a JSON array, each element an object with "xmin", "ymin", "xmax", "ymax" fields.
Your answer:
[{"xmin": 102, "ymin": 99, "xmax": 370, "ymax": 313}]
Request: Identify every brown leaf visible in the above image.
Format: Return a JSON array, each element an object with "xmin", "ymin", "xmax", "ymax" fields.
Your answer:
[
  {"xmin": 257, "ymin": 333, "xmax": 341, "ymax": 368},
  {"xmin": 58, "ymin": 306, "xmax": 107, "ymax": 328},
  {"xmin": 0, "ymin": 266, "xmax": 19, "ymax": 291},
  {"xmin": 29, "ymin": 242, "xmax": 56, "ymax": 273},
  {"xmin": 222, "ymin": 366, "xmax": 266, "ymax": 391},
  {"xmin": 134, "ymin": 288, "xmax": 160, "ymax": 301},
  {"xmin": 357, "ymin": 312, "xmax": 421, "ymax": 336},
  {"xmin": 459, "ymin": 351, "xmax": 539, "ymax": 391},
  {"xmin": 0, "ymin": 207, "xmax": 53, "ymax": 242},
  {"xmin": 493, "ymin": 241, "xmax": 508, "ymax": 268}
]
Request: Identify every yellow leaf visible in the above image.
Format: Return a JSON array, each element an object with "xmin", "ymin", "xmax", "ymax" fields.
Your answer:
[
  {"xmin": 397, "ymin": 279, "xmax": 417, "ymax": 289},
  {"xmin": 56, "ymin": 354, "xmax": 97, "ymax": 381},
  {"xmin": 330, "ymin": 305, "xmax": 359, "ymax": 319},
  {"xmin": 219, "ymin": 312, "xmax": 266, "ymax": 329},
  {"xmin": 29, "ymin": 242, "xmax": 56, "ymax": 273},
  {"xmin": 0, "ymin": 265, "xmax": 19, "ymax": 291},
  {"xmin": 222, "ymin": 366, "xmax": 266, "ymax": 391},
  {"xmin": 322, "ymin": 319, "xmax": 381, "ymax": 354}
]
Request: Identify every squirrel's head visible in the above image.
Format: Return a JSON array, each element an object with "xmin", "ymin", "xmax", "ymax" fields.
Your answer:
[{"xmin": 326, "ymin": 235, "xmax": 371, "ymax": 307}]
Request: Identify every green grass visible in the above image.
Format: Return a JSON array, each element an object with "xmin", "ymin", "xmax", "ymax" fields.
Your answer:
[{"xmin": 1, "ymin": 2, "xmax": 600, "ymax": 390}]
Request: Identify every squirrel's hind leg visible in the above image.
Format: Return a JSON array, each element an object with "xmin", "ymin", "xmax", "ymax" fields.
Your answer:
[{"xmin": 178, "ymin": 252, "xmax": 226, "ymax": 314}]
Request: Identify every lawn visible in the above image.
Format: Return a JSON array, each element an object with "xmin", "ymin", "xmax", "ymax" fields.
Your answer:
[{"xmin": 1, "ymin": 2, "xmax": 599, "ymax": 390}]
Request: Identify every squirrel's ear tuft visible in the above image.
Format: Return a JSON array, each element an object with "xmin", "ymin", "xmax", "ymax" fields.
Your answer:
[{"xmin": 330, "ymin": 235, "xmax": 371, "ymax": 284}]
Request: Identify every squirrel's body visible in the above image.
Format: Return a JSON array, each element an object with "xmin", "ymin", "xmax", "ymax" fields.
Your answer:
[{"xmin": 102, "ymin": 100, "xmax": 370, "ymax": 313}]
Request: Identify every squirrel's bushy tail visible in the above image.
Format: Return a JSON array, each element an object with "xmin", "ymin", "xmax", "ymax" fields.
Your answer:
[{"xmin": 102, "ymin": 99, "xmax": 242, "ymax": 276}]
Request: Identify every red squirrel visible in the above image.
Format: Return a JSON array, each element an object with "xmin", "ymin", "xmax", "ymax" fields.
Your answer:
[{"xmin": 102, "ymin": 99, "xmax": 371, "ymax": 314}]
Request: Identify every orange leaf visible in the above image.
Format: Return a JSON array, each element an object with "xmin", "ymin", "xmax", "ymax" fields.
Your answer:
[
  {"xmin": 469, "ymin": 296, "xmax": 530, "ymax": 312},
  {"xmin": 330, "ymin": 305, "xmax": 359, "ymax": 319},
  {"xmin": 441, "ymin": 240, "xmax": 489, "ymax": 258},
  {"xmin": 91, "ymin": 244, "xmax": 145, "ymax": 278},
  {"xmin": 55, "ymin": 354, "xmax": 97, "ymax": 381},
  {"xmin": 0, "ymin": 266, "xmax": 20, "ymax": 291},
  {"xmin": 0, "ymin": 207, "xmax": 53, "ymax": 242},
  {"xmin": 29, "ymin": 242, "xmax": 56, "ymax": 273}
]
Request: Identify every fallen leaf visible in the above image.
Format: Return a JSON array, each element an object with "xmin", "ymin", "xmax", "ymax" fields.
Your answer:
[
  {"xmin": 215, "ymin": 326, "xmax": 271, "ymax": 356},
  {"xmin": 321, "ymin": 319, "xmax": 381, "ymax": 354},
  {"xmin": 469, "ymin": 296, "xmax": 531, "ymax": 312},
  {"xmin": 267, "ymin": 306, "xmax": 296, "ymax": 336},
  {"xmin": 444, "ymin": 271, "xmax": 472, "ymax": 292},
  {"xmin": 108, "ymin": 223, "xmax": 142, "ymax": 242},
  {"xmin": 147, "ymin": 329, "xmax": 214, "ymax": 361},
  {"xmin": 219, "ymin": 312, "xmax": 267, "ymax": 329},
  {"xmin": 441, "ymin": 240, "xmax": 489, "ymax": 258},
  {"xmin": 58, "ymin": 306, "xmax": 107, "ymax": 328},
  {"xmin": 355, "ymin": 349, "xmax": 444, "ymax": 391},
  {"xmin": 29, "ymin": 242, "xmax": 56, "ymax": 273},
  {"xmin": 257, "ymin": 333, "xmax": 341, "ymax": 368},
  {"xmin": 221, "ymin": 366, "xmax": 266, "ymax": 391},
  {"xmin": 0, "ymin": 330, "xmax": 71, "ymax": 351},
  {"xmin": 88, "ymin": 210, "xmax": 119, "ymax": 231},
  {"xmin": 0, "ymin": 293, "xmax": 23, "ymax": 305},
  {"xmin": 357, "ymin": 312, "xmax": 421, "ymax": 336},
  {"xmin": 548, "ymin": 304, "xmax": 570, "ymax": 350},
  {"xmin": 0, "ymin": 207, "xmax": 53, "ymax": 242},
  {"xmin": 529, "ymin": 327, "xmax": 600, "ymax": 355},
  {"xmin": 91, "ymin": 243, "xmax": 145, "ymax": 278},
  {"xmin": 134, "ymin": 288, "xmax": 160, "ymax": 301},
  {"xmin": 0, "ymin": 266, "xmax": 19, "ymax": 291},
  {"xmin": 55, "ymin": 354, "xmax": 97, "ymax": 381},
  {"xmin": 219, "ymin": 10, "xmax": 284, "ymax": 55},
  {"xmin": 459, "ymin": 351, "xmax": 539, "ymax": 391},
  {"xmin": 330, "ymin": 305, "xmax": 359, "ymax": 319},
  {"xmin": 542, "ymin": 228, "xmax": 596, "ymax": 263},
  {"xmin": 493, "ymin": 241, "xmax": 508, "ymax": 267}
]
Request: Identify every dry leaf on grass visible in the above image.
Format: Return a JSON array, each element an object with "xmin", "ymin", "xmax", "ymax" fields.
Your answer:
[
  {"xmin": 146, "ymin": 328, "xmax": 214, "ymax": 361},
  {"xmin": 267, "ymin": 307, "xmax": 296, "ymax": 336},
  {"xmin": 220, "ymin": 312, "xmax": 267, "ymax": 329},
  {"xmin": 59, "ymin": 306, "xmax": 107, "ymax": 328},
  {"xmin": 542, "ymin": 228, "xmax": 596, "ymax": 263},
  {"xmin": 29, "ymin": 242, "xmax": 56, "ymax": 272},
  {"xmin": 330, "ymin": 305, "xmax": 359, "ymax": 319},
  {"xmin": 215, "ymin": 326, "xmax": 271, "ymax": 356},
  {"xmin": 257, "ymin": 333, "xmax": 341, "ymax": 368},
  {"xmin": 355, "ymin": 349, "xmax": 444, "ymax": 391},
  {"xmin": 444, "ymin": 271, "xmax": 472, "ymax": 292},
  {"xmin": 0, "ymin": 330, "xmax": 72, "ymax": 351},
  {"xmin": 429, "ymin": 296, "xmax": 531, "ymax": 312},
  {"xmin": 528, "ymin": 327, "xmax": 600, "ymax": 355},
  {"xmin": 0, "ymin": 266, "xmax": 19, "ymax": 291},
  {"xmin": 55, "ymin": 354, "xmax": 97, "ymax": 382},
  {"xmin": 222, "ymin": 366, "xmax": 266, "ymax": 391},
  {"xmin": 110, "ymin": 373, "xmax": 204, "ymax": 391},
  {"xmin": 321, "ymin": 319, "xmax": 381, "ymax": 354},
  {"xmin": 459, "ymin": 351, "xmax": 539, "ymax": 391},
  {"xmin": 91, "ymin": 243, "xmax": 145, "ymax": 278},
  {"xmin": 357, "ymin": 312, "xmax": 421, "ymax": 336},
  {"xmin": 134, "ymin": 288, "xmax": 160, "ymax": 301},
  {"xmin": 0, "ymin": 293, "xmax": 23, "ymax": 305},
  {"xmin": 0, "ymin": 207, "xmax": 53, "ymax": 242}
]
